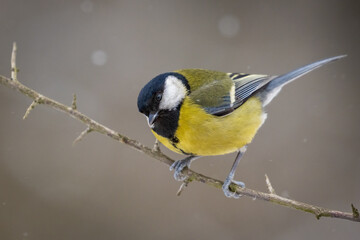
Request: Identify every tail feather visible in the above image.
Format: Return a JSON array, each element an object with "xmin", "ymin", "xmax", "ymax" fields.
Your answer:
[
  {"xmin": 267, "ymin": 55, "xmax": 346, "ymax": 91},
  {"xmin": 259, "ymin": 55, "xmax": 346, "ymax": 106}
]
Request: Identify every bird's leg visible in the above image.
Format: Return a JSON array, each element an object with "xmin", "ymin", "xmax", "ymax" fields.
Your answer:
[
  {"xmin": 222, "ymin": 146, "xmax": 247, "ymax": 198},
  {"xmin": 170, "ymin": 155, "xmax": 200, "ymax": 181}
]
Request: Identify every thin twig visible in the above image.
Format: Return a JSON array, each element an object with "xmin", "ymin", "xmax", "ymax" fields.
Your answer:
[
  {"xmin": 352, "ymin": 204, "xmax": 359, "ymax": 218},
  {"xmin": 11, "ymin": 42, "xmax": 18, "ymax": 81},
  {"xmin": 0, "ymin": 44, "xmax": 359, "ymax": 223},
  {"xmin": 265, "ymin": 174, "xmax": 276, "ymax": 194},
  {"xmin": 152, "ymin": 139, "xmax": 161, "ymax": 153},
  {"xmin": 23, "ymin": 98, "xmax": 39, "ymax": 120},
  {"xmin": 72, "ymin": 93, "xmax": 77, "ymax": 110},
  {"xmin": 176, "ymin": 176, "xmax": 194, "ymax": 196},
  {"xmin": 73, "ymin": 126, "xmax": 93, "ymax": 145},
  {"xmin": 176, "ymin": 182, "xmax": 188, "ymax": 196}
]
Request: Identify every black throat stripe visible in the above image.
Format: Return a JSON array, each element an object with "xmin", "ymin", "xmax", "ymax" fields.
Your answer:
[{"xmin": 170, "ymin": 136, "xmax": 192, "ymax": 155}]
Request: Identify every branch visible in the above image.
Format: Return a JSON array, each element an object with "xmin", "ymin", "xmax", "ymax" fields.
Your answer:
[{"xmin": 0, "ymin": 43, "xmax": 359, "ymax": 223}]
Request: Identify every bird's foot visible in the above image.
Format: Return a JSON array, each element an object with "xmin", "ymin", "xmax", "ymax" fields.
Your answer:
[
  {"xmin": 222, "ymin": 177, "xmax": 245, "ymax": 199},
  {"xmin": 169, "ymin": 156, "xmax": 193, "ymax": 181}
]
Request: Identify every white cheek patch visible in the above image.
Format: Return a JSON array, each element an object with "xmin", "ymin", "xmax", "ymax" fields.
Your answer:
[{"xmin": 159, "ymin": 75, "xmax": 187, "ymax": 110}]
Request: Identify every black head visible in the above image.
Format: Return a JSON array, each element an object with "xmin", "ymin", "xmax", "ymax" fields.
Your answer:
[{"xmin": 137, "ymin": 72, "xmax": 190, "ymax": 138}]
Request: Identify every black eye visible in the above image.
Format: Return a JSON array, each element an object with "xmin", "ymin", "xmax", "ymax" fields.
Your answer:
[{"xmin": 155, "ymin": 93, "xmax": 162, "ymax": 102}]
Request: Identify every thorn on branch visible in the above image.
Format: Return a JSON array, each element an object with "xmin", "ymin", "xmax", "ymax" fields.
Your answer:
[
  {"xmin": 176, "ymin": 182, "xmax": 188, "ymax": 196},
  {"xmin": 72, "ymin": 93, "xmax": 77, "ymax": 110},
  {"xmin": 152, "ymin": 139, "xmax": 161, "ymax": 153},
  {"xmin": 73, "ymin": 127, "xmax": 93, "ymax": 146},
  {"xmin": 176, "ymin": 177, "xmax": 193, "ymax": 196},
  {"xmin": 351, "ymin": 204, "xmax": 359, "ymax": 218},
  {"xmin": 23, "ymin": 99, "xmax": 39, "ymax": 120},
  {"xmin": 265, "ymin": 174, "xmax": 276, "ymax": 194},
  {"xmin": 11, "ymin": 42, "xmax": 19, "ymax": 81}
]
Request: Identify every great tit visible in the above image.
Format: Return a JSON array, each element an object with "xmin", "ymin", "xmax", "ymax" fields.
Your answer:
[{"xmin": 137, "ymin": 55, "xmax": 345, "ymax": 198}]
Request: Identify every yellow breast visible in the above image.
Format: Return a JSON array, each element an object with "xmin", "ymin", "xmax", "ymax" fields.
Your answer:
[{"xmin": 152, "ymin": 96, "xmax": 265, "ymax": 156}]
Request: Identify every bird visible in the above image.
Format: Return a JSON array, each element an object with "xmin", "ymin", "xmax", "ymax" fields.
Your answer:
[{"xmin": 137, "ymin": 55, "xmax": 346, "ymax": 198}]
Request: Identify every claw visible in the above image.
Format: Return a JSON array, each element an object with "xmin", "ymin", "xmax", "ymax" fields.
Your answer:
[
  {"xmin": 170, "ymin": 157, "xmax": 193, "ymax": 181},
  {"xmin": 222, "ymin": 177, "xmax": 245, "ymax": 199},
  {"xmin": 170, "ymin": 156, "xmax": 199, "ymax": 181},
  {"xmin": 232, "ymin": 180, "xmax": 245, "ymax": 188}
]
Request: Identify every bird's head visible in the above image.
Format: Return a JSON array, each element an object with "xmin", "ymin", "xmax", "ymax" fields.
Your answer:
[{"xmin": 137, "ymin": 72, "xmax": 190, "ymax": 129}]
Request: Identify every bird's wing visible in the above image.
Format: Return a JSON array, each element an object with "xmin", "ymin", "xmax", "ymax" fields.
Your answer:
[
  {"xmin": 188, "ymin": 71, "xmax": 271, "ymax": 116},
  {"xmin": 230, "ymin": 73, "xmax": 272, "ymax": 106}
]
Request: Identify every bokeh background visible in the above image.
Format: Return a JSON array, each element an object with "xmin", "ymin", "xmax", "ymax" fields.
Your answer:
[{"xmin": 1, "ymin": 0, "xmax": 359, "ymax": 239}]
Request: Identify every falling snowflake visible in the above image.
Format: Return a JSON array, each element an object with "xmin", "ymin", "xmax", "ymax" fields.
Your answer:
[
  {"xmin": 218, "ymin": 15, "xmax": 240, "ymax": 38},
  {"xmin": 80, "ymin": 1, "xmax": 94, "ymax": 13},
  {"xmin": 91, "ymin": 50, "xmax": 107, "ymax": 66}
]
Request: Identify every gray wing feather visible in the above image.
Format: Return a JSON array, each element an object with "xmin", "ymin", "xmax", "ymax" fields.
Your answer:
[{"xmin": 205, "ymin": 74, "xmax": 271, "ymax": 116}]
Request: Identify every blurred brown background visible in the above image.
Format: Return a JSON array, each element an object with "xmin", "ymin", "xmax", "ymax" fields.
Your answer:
[{"xmin": 1, "ymin": 0, "xmax": 359, "ymax": 239}]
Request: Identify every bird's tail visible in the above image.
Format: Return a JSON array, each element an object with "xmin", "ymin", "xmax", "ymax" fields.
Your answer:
[
  {"xmin": 267, "ymin": 55, "xmax": 346, "ymax": 91},
  {"xmin": 260, "ymin": 55, "xmax": 346, "ymax": 106}
]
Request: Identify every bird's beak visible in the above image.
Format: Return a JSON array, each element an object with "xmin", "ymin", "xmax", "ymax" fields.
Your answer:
[{"xmin": 147, "ymin": 111, "xmax": 159, "ymax": 128}]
